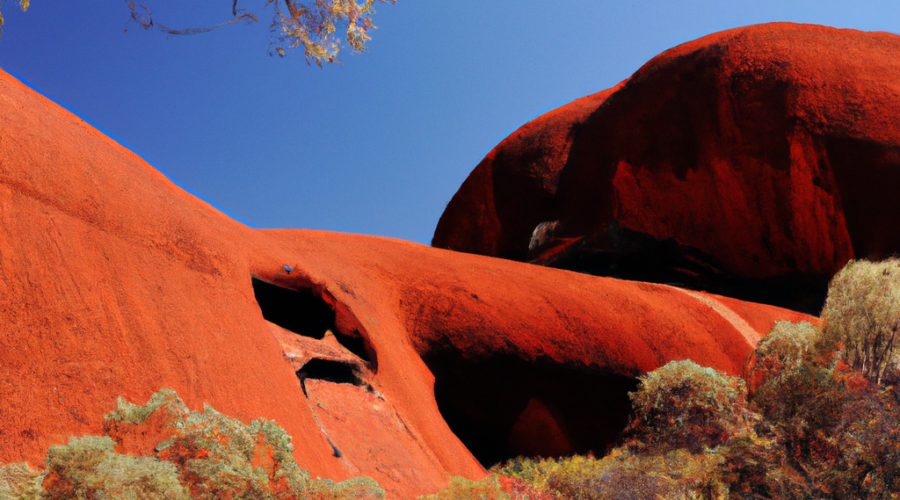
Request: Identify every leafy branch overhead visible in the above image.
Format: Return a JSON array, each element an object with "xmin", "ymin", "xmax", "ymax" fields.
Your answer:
[
  {"xmin": 0, "ymin": 0, "xmax": 29, "ymax": 35},
  {"xmin": 129, "ymin": 0, "xmax": 395, "ymax": 66},
  {"xmin": 0, "ymin": 1, "xmax": 394, "ymax": 65}
]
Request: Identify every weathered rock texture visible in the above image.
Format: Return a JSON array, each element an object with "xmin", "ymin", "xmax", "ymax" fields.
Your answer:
[
  {"xmin": 0, "ymin": 66, "xmax": 810, "ymax": 497},
  {"xmin": 433, "ymin": 23, "xmax": 900, "ymax": 313}
]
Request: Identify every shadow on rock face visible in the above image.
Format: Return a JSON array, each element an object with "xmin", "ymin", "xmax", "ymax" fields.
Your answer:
[{"xmin": 423, "ymin": 348, "xmax": 638, "ymax": 467}]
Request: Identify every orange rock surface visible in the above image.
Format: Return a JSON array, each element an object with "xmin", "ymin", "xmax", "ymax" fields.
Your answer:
[
  {"xmin": 0, "ymin": 64, "xmax": 811, "ymax": 497},
  {"xmin": 434, "ymin": 23, "xmax": 900, "ymax": 312}
]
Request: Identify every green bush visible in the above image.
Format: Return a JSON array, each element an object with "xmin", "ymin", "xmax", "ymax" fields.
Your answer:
[
  {"xmin": 106, "ymin": 389, "xmax": 383, "ymax": 499},
  {"xmin": 42, "ymin": 436, "xmax": 188, "ymax": 500},
  {"xmin": 0, "ymin": 389, "xmax": 383, "ymax": 500},
  {"xmin": 749, "ymin": 360, "xmax": 900, "ymax": 498},
  {"xmin": 494, "ymin": 451, "xmax": 726, "ymax": 500},
  {"xmin": 491, "ymin": 360, "xmax": 754, "ymax": 499},
  {"xmin": 822, "ymin": 258, "xmax": 900, "ymax": 383},
  {"xmin": 0, "ymin": 462, "xmax": 44, "ymax": 500},
  {"xmin": 417, "ymin": 476, "xmax": 509, "ymax": 500},
  {"xmin": 626, "ymin": 360, "xmax": 755, "ymax": 454},
  {"xmin": 715, "ymin": 434, "xmax": 801, "ymax": 499},
  {"xmin": 744, "ymin": 312, "xmax": 900, "ymax": 498},
  {"xmin": 752, "ymin": 320, "xmax": 823, "ymax": 372},
  {"xmin": 489, "ymin": 285, "xmax": 900, "ymax": 499}
]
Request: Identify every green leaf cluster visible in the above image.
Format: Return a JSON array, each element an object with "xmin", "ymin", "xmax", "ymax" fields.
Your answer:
[
  {"xmin": 822, "ymin": 258, "xmax": 900, "ymax": 383},
  {"xmin": 269, "ymin": 0, "xmax": 394, "ymax": 66},
  {"xmin": 3, "ymin": 2, "xmax": 393, "ymax": 65},
  {"xmin": 418, "ymin": 476, "xmax": 510, "ymax": 500},
  {"xmin": 625, "ymin": 360, "xmax": 755, "ymax": 455},
  {"xmin": 0, "ymin": 388, "xmax": 383, "ymax": 500},
  {"xmin": 42, "ymin": 436, "xmax": 188, "ymax": 500},
  {"xmin": 0, "ymin": 0, "xmax": 29, "ymax": 37}
]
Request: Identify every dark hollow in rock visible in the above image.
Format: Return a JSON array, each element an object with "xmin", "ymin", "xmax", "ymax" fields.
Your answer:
[
  {"xmin": 252, "ymin": 278, "xmax": 374, "ymax": 364},
  {"xmin": 252, "ymin": 278, "xmax": 336, "ymax": 339},
  {"xmin": 335, "ymin": 330, "xmax": 372, "ymax": 364},
  {"xmin": 423, "ymin": 349, "xmax": 638, "ymax": 467},
  {"xmin": 542, "ymin": 224, "xmax": 829, "ymax": 315},
  {"xmin": 297, "ymin": 358, "xmax": 363, "ymax": 387}
]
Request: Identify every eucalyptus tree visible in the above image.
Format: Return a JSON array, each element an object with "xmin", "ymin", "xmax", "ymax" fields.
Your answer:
[{"xmin": 0, "ymin": 0, "xmax": 395, "ymax": 66}]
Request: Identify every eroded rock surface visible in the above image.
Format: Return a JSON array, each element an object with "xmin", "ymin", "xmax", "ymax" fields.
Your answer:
[
  {"xmin": 434, "ymin": 23, "xmax": 900, "ymax": 312},
  {"xmin": 0, "ymin": 65, "xmax": 811, "ymax": 497}
]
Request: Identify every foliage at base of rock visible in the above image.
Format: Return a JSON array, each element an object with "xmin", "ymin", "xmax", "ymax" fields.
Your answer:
[
  {"xmin": 41, "ymin": 436, "xmax": 188, "ymax": 500},
  {"xmin": 418, "ymin": 476, "xmax": 510, "ymax": 500},
  {"xmin": 745, "ymin": 321, "xmax": 900, "ymax": 498},
  {"xmin": 822, "ymin": 258, "xmax": 900, "ymax": 383},
  {"xmin": 0, "ymin": 389, "xmax": 383, "ymax": 500},
  {"xmin": 752, "ymin": 320, "xmax": 824, "ymax": 371},
  {"xmin": 493, "ymin": 475, "xmax": 559, "ymax": 500},
  {"xmin": 625, "ymin": 359, "xmax": 755, "ymax": 454},
  {"xmin": 0, "ymin": 462, "xmax": 44, "ymax": 500},
  {"xmin": 494, "ymin": 451, "xmax": 727, "ymax": 500}
]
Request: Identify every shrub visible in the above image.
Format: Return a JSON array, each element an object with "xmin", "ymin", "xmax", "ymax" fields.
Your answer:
[
  {"xmin": 41, "ymin": 435, "xmax": 189, "ymax": 500},
  {"xmin": 490, "ymin": 310, "xmax": 900, "ymax": 499},
  {"xmin": 0, "ymin": 462, "xmax": 44, "ymax": 500},
  {"xmin": 745, "ymin": 315, "xmax": 900, "ymax": 498},
  {"xmin": 745, "ymin": 320, "xmax": 826, "ymax": 395},
  {"xmin": 822, "ymin": 258, "xmax": 900, "ymax": 383},
  {"xmin": 826, "ymin": 386, "xmax": 900, "ymax": 498},
  {"xmin": 626, "ymin": 360, "xmax": 755, "ymax": 454},
  {"xmin": 752, "ymin": 321, "xmax": 823, "ymax": 372},
  {"xmin": 752, "ymin": 362, "xmax": 846, "ymax": 443},
  {"xmin": 307, "ymin": 476, "xmax": 387, "ymax": 500},
  {"xmin": 491, "ymin": 456, "xmax": 561, "ymax": 494},
  {"xmin": 0, "ymin": 389, "xmax": 384, "ymax": 500},
  {"xmin": 104, "ymin": 388, "xmax": 385, "ymax": 500},
  {"xmin": 418, "ymin": 476, "xmax": 509, "ymax": 500},
  {"xmin": 494, "ymin": 475, "xmax": 560, "ymax": 500},
  {"xmin": 493, "ymin": 450, "xmax": 726, "ymax": 500}
]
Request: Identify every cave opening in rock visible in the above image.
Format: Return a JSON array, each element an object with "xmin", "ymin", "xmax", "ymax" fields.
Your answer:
[
  {"xmin": 423, "ymin": 349, "xmax": 638, "ymax": 467},
  {"xmin": 252, "ymin": 278, "xmax": 335, "ymax": 339},
  {"xmin": 251, "ymin": 278, "xmax": 373, "ymax": 364},
  {"xmin": 297, "ymin": 358, "xmax": 362, "ymax": 386},
  {"xmin": 334, "ymin": 331, "xmax": 371, "ymax": 363}
]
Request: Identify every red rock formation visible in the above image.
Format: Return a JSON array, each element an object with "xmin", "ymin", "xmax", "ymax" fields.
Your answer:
[
  {"xmin": 433, "ymin": 86, "xmax": 622, "ymax": 262},
  {"xmin": 434, "ymin": 23, "xmax": 900, "ymax": 312},
  {"xmin": 0, "ymin": 67, "xmax": 811, "ymax": 497}
]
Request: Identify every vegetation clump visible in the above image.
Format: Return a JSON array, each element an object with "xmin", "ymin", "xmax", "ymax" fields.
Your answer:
[
  {"xmin": 0, "ymin": 462, "xmax": 43, "ymax": 500},
  {"xmin": 489, "ymin": 362, "xmax": 743, "ymax": 499},
  {"xmin": 822, "ymin": 258, "xmax": 900, "ymax": 383},
  {"xmin": 625, "ymin": 359, "xmax": 755, "ymax": 454},
  {"xmin": 418, "ymin": 476, "xmax": 510, "ymax": 500},
  {"xmin": 0, "ymin": 389, "xmax": 383, "ymax": 500},
  {"xmin": 1, "ymin": 1, "xmax": 394, "ymax": 65},
  {"xmin": 0, "ymin": 0, "xmax": 28, "ymax": 36},
  {"xmin": 41, "ymin": 436, "xmax": 188, "ymax": 500},
  {"xmin": 495, "ymin": 451, "xmax": 726, "ymax": 500}
]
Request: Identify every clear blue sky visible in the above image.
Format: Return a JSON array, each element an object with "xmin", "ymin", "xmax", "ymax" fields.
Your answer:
[{"xmin": 1, "ymin": 1, "xmax": 898, "ymax": 244}]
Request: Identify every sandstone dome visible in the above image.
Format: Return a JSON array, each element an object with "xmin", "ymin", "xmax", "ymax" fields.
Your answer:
[{"xmin": 434, "ymin": 23, "xmax": 900, "ymax": 313}]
